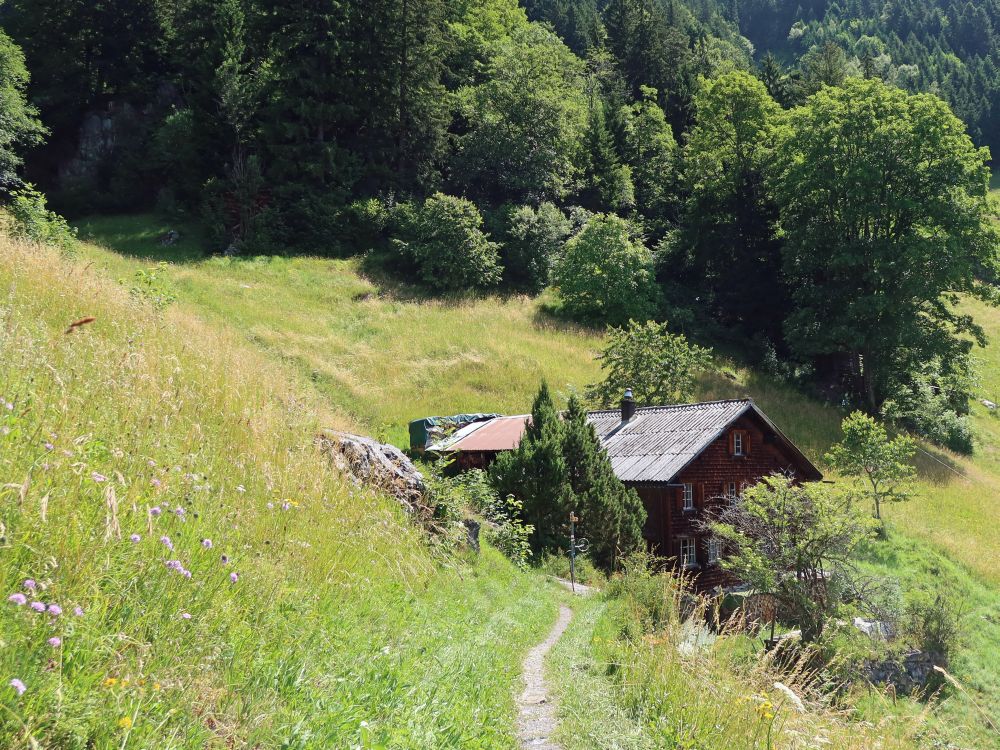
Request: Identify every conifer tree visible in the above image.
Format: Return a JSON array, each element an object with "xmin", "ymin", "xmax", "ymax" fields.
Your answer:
[
  {"xmin": 490, "ymin": 382, "xmax": 571, "ymax": 553},
  {"xmin": 561, "ymin": 395, "xmax": 645, "ymax": 570}
]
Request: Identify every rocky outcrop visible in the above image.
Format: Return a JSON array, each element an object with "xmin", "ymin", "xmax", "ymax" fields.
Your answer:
[
  {"xmin": 865, "ymin": 650, "xmax": 942, "ymax": 694},
  {"xmin": 317, "ymin": 430, "xmax": 430, "ymax": 516}
]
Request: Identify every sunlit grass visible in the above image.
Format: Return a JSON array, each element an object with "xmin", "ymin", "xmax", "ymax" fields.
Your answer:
[
  {"xmin": 72, "ymin": 212, "xmax": 1000, "ymax": 746},
  {"xmin": 0, "ymin": 236, "xmax": 557, "ymax": 747}
]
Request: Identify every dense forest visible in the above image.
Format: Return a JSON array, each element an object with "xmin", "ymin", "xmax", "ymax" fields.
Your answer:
[{"xmin": 0, "ymin": 0, "xmax": 997, "ymax": 453}]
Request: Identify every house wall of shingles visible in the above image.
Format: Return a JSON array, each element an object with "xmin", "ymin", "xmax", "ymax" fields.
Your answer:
[{"xmin": 631, "ymin": 413, "xmax": 815, "ymax": 591}]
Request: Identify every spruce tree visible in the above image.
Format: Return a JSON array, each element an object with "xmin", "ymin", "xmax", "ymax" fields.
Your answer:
[
  {"xmin": 561, "ymin": 395, "xmax": 645, "ymax": 571},
  {"xmin": 490, "ymin": 382, "xmax": 571, "ymax": 553}
]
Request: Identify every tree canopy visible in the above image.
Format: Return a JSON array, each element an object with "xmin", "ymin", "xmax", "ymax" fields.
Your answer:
[{"xmin": 772, "ymin": 78, "xmax": 999, "ymax": 412}]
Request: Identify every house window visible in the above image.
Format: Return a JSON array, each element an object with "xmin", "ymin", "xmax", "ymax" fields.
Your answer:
[
  {"xmin": 680, "ymin": 537, "xmax": 697, "ymax": 568},
  {"xmin": 707, "ymin": 538, "xmax": 721, "ymax": 564},
  {"xmin": 733, "ymin": 431, "xmax": 745, "ymax": 456},
  {"xmin": 682, "ymin": 483, "xmax": 694, "ymax": 511},
  {"xmin": 727, "ymin": 482, "xmax": 738, "ymax": 502}
]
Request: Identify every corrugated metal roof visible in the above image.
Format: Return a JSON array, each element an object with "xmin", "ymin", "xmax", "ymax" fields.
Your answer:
[
  {"xmin": 435, "ymin": 415, "xmax": 530, "ymax": 453},
  {"xmin": 586, "ymin": 400, "xmax": 754, "ymax": 483},
  {"xmin": 427, "ymin": 398, "xmax": 822, "ymax": 483}
]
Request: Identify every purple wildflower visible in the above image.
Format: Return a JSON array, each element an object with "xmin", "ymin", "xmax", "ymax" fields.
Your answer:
[
  {"xmin": 266, "ymin": 502, "xmax": 274, "ymax": 510},
  {"xmin": 73, "ymin": 606, "xmax": 84, "ymax": 617},
  {"xmin": 130, "ymin": 534, "xmax": 141, "ymax": 544},
  {"xmin": 47, "ymin": 637, "xmax": 61, "ymax": 647},
  {"xmin": 47, "ymin": 604, "xmax": 62, "ymax": 616},
  {"xmin": 182, "ymin": 569, "xmax": 192, "ymax": 579},
  {"xmin": 174, "ymin": 507, "xmax": 186, "ymax": 518},
  {"xmin": 230, "ymin": 572, "xmax": 239, "ymax": 584},
  {"xmin": 30, "ymin": 601, "xmax": 45, "ymax": 612},
  {"xmin": 23, "ymin": 579, "xmax": 36, "ymax": 591},
  {"xmin": 220, "ymin": 555, "xmax": 229, "ymax": 565},
  {"xmin": 150, "ymin": 478, "xmax": 161, "ymax": 488},
  {"xmin": 8, "ymin": 593, "xmax": 26, "ymax": 606},
  {"xmin": 201, "ymin": 539, "xmax": 213, "ymax": 550},
  {"xmin": 281, "ymin": 502, "xmax": 290, "ymax": 511},
  {"xmin": 44, "ymin": 442, "xmax": 54, "ymax": 451},
  {"xmin": 150, "ymin": 506, "xmax": 162, "ymax": 517},
  {"xmin": 165, "ymin": 560, "xmax": 182, "ymax": 571},
  {"xmin": 148, "ymin": 459, "xmax": 157, "ymax": 468},
  {"xmin": 180, "ymin": 612, "xmax": 191, "ymax": 620},
  {"xmin": 160, "ymin": 536, "xmax": 173, "ymax": 551},
  {"xmin": 9, "ymin": 679, "xmax": 25, "ymax": 696},
  {"xmin": 91, "ymin": 472, "xmax": 108, "ymax": 483}
]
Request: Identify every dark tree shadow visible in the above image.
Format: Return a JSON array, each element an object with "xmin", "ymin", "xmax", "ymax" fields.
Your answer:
[{"xmin": 73, "ymin": 213, "xmax": 210, "ymax": 263}]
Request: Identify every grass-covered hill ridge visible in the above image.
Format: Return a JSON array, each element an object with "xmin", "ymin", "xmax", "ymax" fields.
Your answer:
[{"xmin": 0, "ymin": 235, "xmax": 560, "ymax": 748}]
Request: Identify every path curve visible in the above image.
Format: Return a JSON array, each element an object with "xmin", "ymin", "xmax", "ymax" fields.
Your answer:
[{"xmin": 517, "ymin": 604, "xmax": 574, "ymax": 749}]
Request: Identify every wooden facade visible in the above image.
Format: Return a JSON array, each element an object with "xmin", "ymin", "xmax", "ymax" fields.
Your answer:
[
  {"xmin": 428, "ymin": 399, "xmax": 821, "ymax": 592},
  {"xmin": 633, "ymin": 411, "xmax": 821, "ymax": 591}
]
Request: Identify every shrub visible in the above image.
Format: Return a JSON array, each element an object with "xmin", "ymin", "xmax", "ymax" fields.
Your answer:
[
  {"xmin": 341, "ymin": 197, "xmax": 390, "ymax": 252},
  {"xmin": 587, "ymin": 320, "xmax": 713, "ymax": 408},
  {"xmin": 497, "ymin": 202, "xmax": 570, "ymax": 292},
  {"xmin": 903, "ymin": 591, "xmax": 966, "ymax": 665},
  {"xmin": 392, "ymin": 193, "xmax": 501, "ymax": 292},
  {"xmin": 537, "ymin": 551, "xmax": 604, "ymax": 587},
  {"xmin": 5, "ymin": 185, "xmax": 76, "ymax": 251},
  {"xmin": 605, "ymin": 551, "xmax": 680, "ymax": 633},
  {"xmin": 552, "ymin": 213, "xmax": 659, "ymax": 325}
]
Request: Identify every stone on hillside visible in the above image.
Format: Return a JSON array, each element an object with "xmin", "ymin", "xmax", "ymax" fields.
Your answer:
[{"xmin": 317, "ymin": 430, "xmax": 429, "ymax": 515}]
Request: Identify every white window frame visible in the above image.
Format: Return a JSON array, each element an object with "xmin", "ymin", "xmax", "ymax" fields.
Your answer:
[
  {"xmin": 682, "ymin": 483, "xmax": 694, "ymax": 511},
  {"xmin": 707, "ymin": 537, "xmax": 721, "ymax": 565},
  {"xmin": 733, "ymin": 431, "xmax": 745, "ymax": 456},
  {"xmin": 727, "ymin": 482, "xmax": 738, "ymax": 502},
  {"xmin": 680, "ymin": 537, "xmax": 697, "ymax": 568}
]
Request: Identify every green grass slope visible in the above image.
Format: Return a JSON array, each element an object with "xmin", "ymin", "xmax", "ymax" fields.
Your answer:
[
  {"xmin": 0, "ymin": 236, "xmax": 559, "ymax": 748},
  {"xmin": 72, "ymin": 214, "xmax": 1000, "ymax": 745}
]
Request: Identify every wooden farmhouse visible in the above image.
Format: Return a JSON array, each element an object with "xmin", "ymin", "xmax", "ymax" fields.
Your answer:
[{"xmin": 424, "ymin": 396, "xmax": 822, "ymax": 590}]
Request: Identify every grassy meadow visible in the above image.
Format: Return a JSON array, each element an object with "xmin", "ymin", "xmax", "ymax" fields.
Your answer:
[
  {"xmin": 0, "ymin": 236, "xmax": 562, "ymax": 748},
  {"xmin": 67, "ymin": 213, "xmax": 1000, "ymax": 746}
]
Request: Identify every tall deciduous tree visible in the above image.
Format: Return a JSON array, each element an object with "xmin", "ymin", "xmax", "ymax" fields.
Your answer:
[
  {"xmin": 772, "ymin": 78, "xmax": 999, "ymax": 411},
  {"xmin": 454, "ymin": 23, "xmax": 588, "ymax": 203},
  {"xmin": 0, "ymin": 29, "xmax": 45, "ymax": 188},
  {"xmin": 672, "ymin": 71, "xmax": 787, "ymax": 343}
]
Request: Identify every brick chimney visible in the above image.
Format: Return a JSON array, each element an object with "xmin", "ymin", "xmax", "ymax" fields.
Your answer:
[{"xmin": 621, "ymin": 388, "xmax": 636, "ymax": 422}]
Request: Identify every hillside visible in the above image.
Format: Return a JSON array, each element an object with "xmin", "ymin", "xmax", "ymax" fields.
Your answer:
[
  {"xmin": 71, "ymin": 215, "xmax": 1000, "ymax": 747},
  {"xmin": 0, "ymin": 235, "xmax": 561, "ymax": 747}
]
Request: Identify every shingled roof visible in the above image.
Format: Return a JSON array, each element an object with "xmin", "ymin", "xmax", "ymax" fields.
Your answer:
[{"xmin": 586, "ymin": 399, "xmax": 821, "ymax": 483}]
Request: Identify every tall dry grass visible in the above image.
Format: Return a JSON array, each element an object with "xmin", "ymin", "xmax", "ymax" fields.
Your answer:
[{"xmin": 0, "ymin": 237, "xmax": 556, "ymax": 748}]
